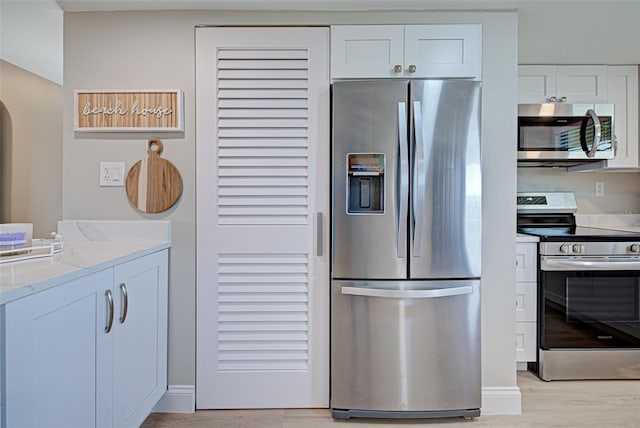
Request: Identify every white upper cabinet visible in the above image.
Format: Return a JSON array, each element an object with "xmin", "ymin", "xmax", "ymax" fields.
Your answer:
[
  {"xmin": 603, "ymin": 66, "xmax": 639, "ymax": 169},
  {"xmin": 518, "ymin": 65, "xmax": 608, "ymax": 103},
  {"xmin": 331, "ymin": 25, "xmax": 482, "ymax": 80},
  {"xmin": 518, "ymin": 65, "xmax": 639, "ymax": 170}
]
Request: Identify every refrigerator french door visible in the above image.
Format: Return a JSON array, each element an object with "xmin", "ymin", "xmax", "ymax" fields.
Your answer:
[{"xmin": 331, "ymin": 80, "xmax": 482, "ymax": 419}]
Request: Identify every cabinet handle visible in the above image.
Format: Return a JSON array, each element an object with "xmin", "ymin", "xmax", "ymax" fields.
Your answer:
[
  {"xmin": 316, "ymin": 212, "xmax": 323, "ymax": 257},
  {"xmin": 407, "ymin": 64, "xmax": 416, "ymax": 73},
  {"xmin": 105, "ymin": 289, "xmax": 114, "ymax": 333},
  {"xmin": 547, "ymin": 96, "xmax": 557, "ymax": 103},
  {"xmin": 119, "ymin": 283, "xmax": 128, "ymax": 324},
  {"xmin": 393, "ymin": 64, "xmax": 402, "ymax": 73}
]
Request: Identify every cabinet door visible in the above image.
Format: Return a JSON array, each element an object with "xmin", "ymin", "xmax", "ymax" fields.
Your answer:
[
  {"xmin": 112, "ymin": 250, "xmax": 168, "ymax": 428},
  {"xmin": 331, "ymin": 25, "xmax": 404, "ymax": 78},
  {"xmin": 518, "ymin": 65, "xmax": 557, "ymax": 103},
  {"xmin": 516, "ymin": 281, "xmax": 537, "ymax": 322},
  {"xmin": 604, "ymin": 66, "xmax": 639, "ymax": 168},
  {"xmin": 515, "ymin": 242, "xmax": 537, "ymax": 282},
  {"xmin": 404, "ymin": 24, "xmax": 482, "ymax": 79},
  {"xmin": 3, "ymin": 269, "xmax": 114, "ymax": 428},
  {"xmin": 516, "ymin": 322, "xmax": 537, "ymax": 362},
  {"xmin": 556, "ymin": 65, "xmax": 608, "ymax": 103},
  {"xmin": 196, "ymin": 27, "xmax": 330, "ymax": 409}
]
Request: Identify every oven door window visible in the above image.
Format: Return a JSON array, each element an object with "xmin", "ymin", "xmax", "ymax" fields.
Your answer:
[{"xmin": 541, "ymin": 271, "xmax": 640, "ymax": 349}]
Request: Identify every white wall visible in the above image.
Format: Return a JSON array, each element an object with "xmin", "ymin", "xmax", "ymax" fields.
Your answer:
[
  {"xmin": 63, "ymin": 10, "xmax": 519, "ymax": 411},
  {"xmin": 0, "ymin": 0, "xmax": 63, "ymax": 85},
  {"xmin": 518, "ymin": 1, "xmax": 640, "ymax": 65},
  {"xmin": 0, "ymin": 60, "xmax": 63, "ymax": 236}
]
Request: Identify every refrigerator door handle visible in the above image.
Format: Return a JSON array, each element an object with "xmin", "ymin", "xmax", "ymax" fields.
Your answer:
[
  {"xmin": 316, "ymin": 212, "xmax": 323, "ymax": 257},
  {"xmin": 341, "ymin": 285, "xmax": 473, "ymax": 299},
  {"xmin": 412, "ymin": 101, "xmax": 426, "ymax": 257},
  {"xmin": 397, "ymin": 102, "xmax": 409, "ymax": 258}
]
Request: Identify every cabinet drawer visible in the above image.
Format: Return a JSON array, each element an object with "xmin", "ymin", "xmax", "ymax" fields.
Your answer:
[
  {"xmin": 516, "ymin": 322, "xmax": 537, "ymax": 362},
  {"xmin": 516, "ymin": 281, "xmax": 537, "ymax": 322},
  {"xmin": 516, "ymin": 242, "xmax": 537, "ymax": 282}
]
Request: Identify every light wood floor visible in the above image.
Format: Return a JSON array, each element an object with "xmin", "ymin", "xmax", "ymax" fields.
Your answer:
[{"xmin": 142, "ymin": 371, "xmax": 640, "ymax": 427}]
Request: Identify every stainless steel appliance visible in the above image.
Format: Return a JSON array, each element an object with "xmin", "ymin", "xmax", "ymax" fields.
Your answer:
[
  {"xmin": 517, "ymin": 192, "xmax": 640, "ymax": 381},
  {"xmin": 518, "ymin": 103, "xmax": 614, "ymax": 166},
  {"xmin": 331, "ymin": 80, "xmax": 482, "ymax": 419}
]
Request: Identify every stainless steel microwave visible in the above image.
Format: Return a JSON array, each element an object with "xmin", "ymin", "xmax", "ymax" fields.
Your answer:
[{"xmin": 518, "ymin": 103, "xmax": 614, "ymax": 165}]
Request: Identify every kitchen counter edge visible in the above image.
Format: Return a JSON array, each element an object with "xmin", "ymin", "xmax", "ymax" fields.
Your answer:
[{"xmin": 0, "ymin": 241, "xmax": 170, "ymax": 305}]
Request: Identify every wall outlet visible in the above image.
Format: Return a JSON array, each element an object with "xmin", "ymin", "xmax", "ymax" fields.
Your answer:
[
  {"xmin": 100, "ymin": 162, "xmax": 126, "ymax": 187},
  {"xmin": 595, "ymin": 182, "xmax": 605, "ymax": 197}
]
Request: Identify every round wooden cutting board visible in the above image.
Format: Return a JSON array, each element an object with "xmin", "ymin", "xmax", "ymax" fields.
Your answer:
[{"xmin": 126, "ymin": 138, "xmax": 183, "ymax": 213}]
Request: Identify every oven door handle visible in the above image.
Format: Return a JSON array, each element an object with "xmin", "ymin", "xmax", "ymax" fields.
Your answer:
[{"xmin": 542, "ymin": 258, "xmax": 640, "ymax": 271}]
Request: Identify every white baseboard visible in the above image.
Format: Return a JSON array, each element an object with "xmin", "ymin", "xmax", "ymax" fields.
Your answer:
[
  {"xmin": 481, "ymin": 386, "xmax": 522, "ymax": 415},
  {"xmin": 153, "ymin": 385, "xmax": 195, "ymax": 413},
  {"xmin": 152, "ymin": 385, "xmax": 521, "ymax": 415}
]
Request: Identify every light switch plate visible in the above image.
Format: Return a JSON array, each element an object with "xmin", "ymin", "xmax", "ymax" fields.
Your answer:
[{"xmin": 100, "ymin": 162, "xmax": 126, "ymax": 187}]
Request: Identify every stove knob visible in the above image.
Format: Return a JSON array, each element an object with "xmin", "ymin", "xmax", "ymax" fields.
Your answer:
[
  {"xmin": 572, "ymin": 244, "xmax": 585, "ymax": 254},
  {"xmin": 630, "ymin": 244, "xmax": 640, "ymax": 253},
  {"xmin": 559, "ymin": 244, "xmax": 571, "ymax": 254}
]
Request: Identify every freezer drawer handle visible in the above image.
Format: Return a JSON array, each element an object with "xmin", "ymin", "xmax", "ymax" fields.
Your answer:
[{"xmin": 341, "ymin": 285, "xmax": 472, "ymax": 299}]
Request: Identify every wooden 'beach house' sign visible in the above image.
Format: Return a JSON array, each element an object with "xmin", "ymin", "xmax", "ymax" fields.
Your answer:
[{"xmin": 74, "ymin": 89, "xmax": 184, "ymax": 132}]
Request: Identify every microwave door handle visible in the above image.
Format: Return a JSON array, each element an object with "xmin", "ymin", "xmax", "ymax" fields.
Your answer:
[
  {"xmin": 412, "ymin": 101, "xmax": 426, "ymax": 257},
  {"xmin": 397, "ymin": 102, "xmax": 408, "ymax": 258},
  {"xmin": 580, "ymin": 109, "xmax": 602, "ymax": 158}
]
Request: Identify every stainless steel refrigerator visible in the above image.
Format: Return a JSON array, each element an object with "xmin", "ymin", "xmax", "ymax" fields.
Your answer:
[{"xmin": 331, "ymin": 80, "xmax": 482, "ymax": 419}]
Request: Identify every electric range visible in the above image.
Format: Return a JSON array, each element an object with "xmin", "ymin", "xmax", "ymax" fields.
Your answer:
[{"xmin": 517, "ymin": 191, "xmax": 640, "ymax": 381}]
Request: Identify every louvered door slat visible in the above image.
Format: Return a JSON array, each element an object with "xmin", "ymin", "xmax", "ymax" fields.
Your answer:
[
  {"xmin": 218, "ymin": 98, "xmax": 308, "ymax": 108},
  {"xmin": 218, "ymin": 118, "xmax": 308, "ymax": 128},
  {"xmin": 218, "ymin": 69, "xmax": 308, "ymax": 80},
  {"xmin": 218, "ymin": 108, "xmax": 307, "ymax": 118},
  {"xmin": 218, "ymin": 342, "xmax": 308, "ymax": 351},
  {"xmin": 219, "ymin": 49, "xmax": 309, "ymax": 60},
  {"xmin": 218, "ymin": 59, "xmax": 308, "ymax": 70},
  {"xmin": 218, "ymin": 80, "xmax": 308, "ymax": 89},
  {"xmin": 218, "ymin": 157, "xmax": 308, "ymax": 167},
  {"xmin": 219, "ymin": 148, "xmax": 308, "ymax": 157}
]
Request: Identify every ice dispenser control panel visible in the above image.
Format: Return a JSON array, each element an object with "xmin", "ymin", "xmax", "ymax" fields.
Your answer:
[{"xmin": 347, "ymin": 153, "xmax": 385, "ymax": 214}]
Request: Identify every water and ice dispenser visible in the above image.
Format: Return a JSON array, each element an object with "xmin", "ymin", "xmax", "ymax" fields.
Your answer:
[{"xmin": 346, "ymin": 153, "xmax": 385, "ymax": 214}]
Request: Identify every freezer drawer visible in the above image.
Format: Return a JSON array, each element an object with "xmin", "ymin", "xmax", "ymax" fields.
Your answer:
[{"xmin": 331, "ymin": 279, "xmax": 481, "ymax": 415}]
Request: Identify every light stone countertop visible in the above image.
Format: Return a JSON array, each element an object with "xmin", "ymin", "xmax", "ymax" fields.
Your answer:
[
  {"xmin": 517, "ymin": 233, "xmax": 539, "ymax": 243},
  {"xmin": 0, "ymin": 220, "xmax": 171, "ymax": 305}
]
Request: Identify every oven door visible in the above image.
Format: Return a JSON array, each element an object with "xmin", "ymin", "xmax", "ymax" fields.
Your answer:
[{"xmin": 539, "ymin": 257, "xmax": 640, "ymax": 349}]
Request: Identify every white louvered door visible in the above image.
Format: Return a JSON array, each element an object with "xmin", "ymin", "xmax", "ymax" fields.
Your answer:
[{"xmin": 195, "ymin": 27, "xmax": 329, "ymax": 409}]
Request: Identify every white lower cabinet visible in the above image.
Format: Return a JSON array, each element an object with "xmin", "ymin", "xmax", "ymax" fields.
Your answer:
[
  {"xmin": 515, "ymin": 242, "xmax": 537, "ymax": 367},
  {"xmin": 2, "ymin": 250, "xmax": 168, "ymax": 428}
]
